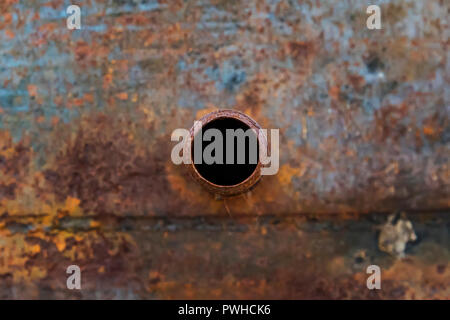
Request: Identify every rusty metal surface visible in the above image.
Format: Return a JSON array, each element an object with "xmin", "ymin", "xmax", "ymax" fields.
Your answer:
[{"xmin": 0, "ymin": 0, "xmax": 448, "ymax": 299}]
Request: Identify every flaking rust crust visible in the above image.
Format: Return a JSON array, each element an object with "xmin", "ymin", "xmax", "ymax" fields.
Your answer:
[{"xmin": 0, "ymin": 0, "xmax": 448, "ymax": 299}]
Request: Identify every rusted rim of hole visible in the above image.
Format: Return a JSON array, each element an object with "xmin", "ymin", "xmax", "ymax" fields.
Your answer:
[{"xmin": 188, "ymin": 109, "xmax": 267, "ymax": 196}]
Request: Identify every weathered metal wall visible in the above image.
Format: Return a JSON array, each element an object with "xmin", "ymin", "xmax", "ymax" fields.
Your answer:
[{"xmin": 0, "ymin": 0, "xmax": 448, "ymax": 299}]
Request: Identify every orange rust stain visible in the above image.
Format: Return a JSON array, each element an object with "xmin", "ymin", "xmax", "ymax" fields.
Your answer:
[
  {"xmin": 27, "ymin": 85, "xmax": 38, "ymax": 97},
  {"xmin": 277, "ymin": 164, "xmax": 303, "ymax": 186},
  {"xmin": 3, "ymin": 13, "xmax": 13, "ymax": 24},
  {"xmin": 329, "ymin": 86, "xmax": 340, "ymax": 100},
  {"xmin": 103, "ymin": 74, "xmax": 113, "ymax": 90},
  {"xmin": 84, "ymin": 93, "xmax": 94, "ymax": 103},
  {"xmin": 4, "ymin": 29, "xmax": 15, "ymax": 39},
  {"xmin": 144, "ymin": 34, "xmax": 157, "ymax": 46},
  {"xmin": 37, "ymin": 22, "xmax": 58, "ymax": 34},
  {"xmin": 29, "ymin": 244, "xmax": 41, "ymax": 255},
  {"xmin": 51, "ymin": 116, "xmax": 59, "ymax": 126},
  {"xmin": 423, "ymin": 125, "xmax": 435, "ymax": 136},
  {"xmin": 116, "ymin": 92, "xmax": 129, "ymax": 101},
  {"xmin": 68, "ymin": 97, "xmax": 84, "ymax": 108},
  {"xmin": 90, "ymin": 220, "xmax": 101, "ymax": 228},
  {"xmin": 54, "ymin": 233, "xmax": 67, "ymax": 252},
  {"xmin": 32, "ymin": 11, "xmax": 40, "ymax": 21},
  {"xmin": 65, "ymin": 196, "xmax": 81, "ymax": 214},
  {"xmin": 74, "ymin": 41, "xmax": 90, "ymax": 61}
]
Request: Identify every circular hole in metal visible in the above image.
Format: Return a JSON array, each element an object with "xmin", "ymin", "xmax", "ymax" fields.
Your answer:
[{"xmin": 191, "ymin": 117, "xmax": 259, "ymax": 186}]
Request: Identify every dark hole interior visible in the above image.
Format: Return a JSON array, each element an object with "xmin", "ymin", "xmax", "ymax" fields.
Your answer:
[{"xmin": 192, "ymin": 117, "xmax": 259, "ymax": 186}]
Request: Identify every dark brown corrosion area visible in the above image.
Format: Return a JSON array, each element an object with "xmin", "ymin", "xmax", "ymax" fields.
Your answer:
[{"xmin": 0, "ymin": 0, "xmax": 448, "ymax": 299}]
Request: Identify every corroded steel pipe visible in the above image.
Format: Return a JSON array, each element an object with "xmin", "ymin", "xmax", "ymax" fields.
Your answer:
[{"xmin": 188, "ymin": 110, "xmax": 267, "ymax": 196}]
